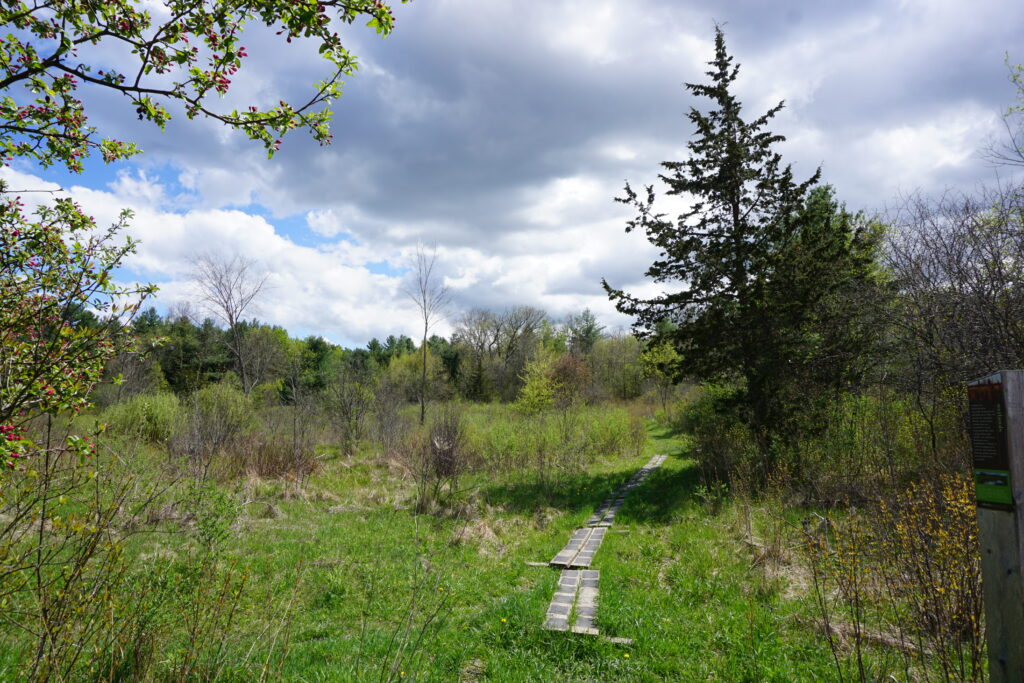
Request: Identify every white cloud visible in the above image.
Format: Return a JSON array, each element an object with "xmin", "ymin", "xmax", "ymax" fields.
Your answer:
[
  {"xmin": 518, "ymin": 175, "xmax": 607, "ymax": 227},
  {"xmin": 1, "ymin": 164, "xmax": 651, "ymax": 344},
  {"xmin": 543, "ymin": 1, "xmax": 621, "ymax": 65},
  {"xmin": 843, "ymin": 103, "xmax": 1002, "ymax": 200},
  {"xmin": 2, "ymin": 167, "xmax": 416, "ymax": 345},
  {"xmin": 108, "ymin": 170, "xmax": 168, "ymax": 209}
]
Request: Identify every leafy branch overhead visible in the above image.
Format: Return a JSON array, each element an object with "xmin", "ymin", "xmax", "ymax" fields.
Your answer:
[
  {"xmin": 0, "ymin": 193, "xmax": 156, "ymax": 431},
  {"xmin": 0, "ymin": 0, "xmax": 406, "ymax": 170}
]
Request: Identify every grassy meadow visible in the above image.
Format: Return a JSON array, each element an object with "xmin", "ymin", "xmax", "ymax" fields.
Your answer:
[{"xmin": 2, "ymin": 400, "xmax": 867, "ymax": 681}]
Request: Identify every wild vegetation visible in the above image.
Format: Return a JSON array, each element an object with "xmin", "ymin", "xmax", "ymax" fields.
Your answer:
[
  {"xmin": 1, "ymin": 7, "xmax": 1022, "ymax": 681},
  {"xmin": 599, "ymin": 27, "xmax": 1023, "ymax": 683}
]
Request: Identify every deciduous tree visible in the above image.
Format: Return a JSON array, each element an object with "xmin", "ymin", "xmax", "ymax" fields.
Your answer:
[
  {"xmin": 191, "ymin": 253, "xmax": 267, "ymax": 394},
  {"xmin": 404, "ymin": 244, "xmax": 448, "ymax": 425}
]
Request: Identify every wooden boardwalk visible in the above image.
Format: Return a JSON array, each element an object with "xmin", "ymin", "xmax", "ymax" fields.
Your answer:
[
  {"xmin": 542, "ymin": 454, "xmax": 668, "ymax": 636},
  {"xmin": 549, "ymin": 527, "xmax": 607, "ymax": 568},
  {"xmin": 584, "ymin": 453, "xmax": 666, "ymax": 527},
  {"xmin": 543, "ymin": 569, "xmax": 600, "ymax": 634}
]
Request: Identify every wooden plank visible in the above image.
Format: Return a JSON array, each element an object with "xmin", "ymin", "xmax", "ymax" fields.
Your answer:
[
  {"xmin": 545, "ymin": 455, "xmax": 668, "ymax": 635},
  {"xmin": 601, "ymin": 497, "xmax": 627, "ymax": 525},
  {"xmin": 550, "ymin": 528, "xmax": 606, "ymax": 568},
  {"xmin": 550, "ymin": 528, "xmax": 593, "ymax": 567},
  {"xmin": 586, "ymin": 500, "xmax": 611, "ymax": 526},
  {"xmin": 569, "ymin": 527, "xmax": 606, "ymax": 568},
  {"xmin": 571, "ymin": 570, "xmax": 600, "ymax": 635},
  {"xmin": 599, "ymin": 454, "xmax": 668, "ymax": 525},
  {"xmin": 586, "ymin": 454, "xmax": 668, "ymax": 527},
  {"xmin": 543, "ymin": 569, "xmax": 581, "ymax": 631}
]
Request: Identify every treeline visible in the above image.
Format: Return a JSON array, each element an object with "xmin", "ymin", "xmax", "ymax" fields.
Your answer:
[{"xmin": 100, "ymin": 305, "xmax": 662, "ymax": 413}]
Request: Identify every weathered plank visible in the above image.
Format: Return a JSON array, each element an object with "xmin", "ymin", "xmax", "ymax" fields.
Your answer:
[
  {"xmin": 544, "ymin": 456, "xmax": 668, "ymax": 635},
  {"xmin": 550, "ymin": 528, "xmax": 592, "ymax": 566},
  {"xmin": 543, "ymin": 569, "xmax": 602, "ymax": 634},
  {"xmin": 550, "ymin": 527, "xmax": 606, "ymax": 568},
  {"xmin": 605, "ymin": 636, "xmax": 633, "ymax": 645},
  {"xmin": 571, "ymin": 570, "xmax": 601, "ymax": 635},
  {"xmin": 571, "ymin": 527, "xmax": 606, "ymax": 568},
  {"xmin": 543, "ymin": 569, "xmax": 581, "ymax": 631},
  {"xmin": 588, "ymin": 454, "xmax": 668, "ymax": 526},
  {"xmin": 585, "ymin": 500, "xmax": 612, "ymax": 526}
]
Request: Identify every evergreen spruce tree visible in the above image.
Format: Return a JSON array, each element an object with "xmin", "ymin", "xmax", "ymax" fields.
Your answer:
[{"xmin": 604, "ymin": 28, "xmax": 883, "ymax": 471}]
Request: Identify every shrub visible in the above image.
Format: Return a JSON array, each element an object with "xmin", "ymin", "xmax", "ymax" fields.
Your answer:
[
  {"xmin": 234, "ymin": 405, "xmax": 322, "ymax": 481},
  {"xmin": 169, "ymin": 383, "xmax": 255, "ymax": 478},
  {"xmin": 192, "ymin": 383, "xmax": 254, "ymax": 435},
  {"xmin": 674, "ymin": 384, "xmax": 755, "ymax": 483},
  {"xmin": 402, "ymin": 406, "xmax": 472, "ymax": 512},
  {"xmin": 371, "ymin": 381, "xmax": 414, "ymax": 458},
  {"xmin": 672, "ymin": 384, "xmax": 967, "ymax": 503},
  {"xmin": 102, "ymin": 392, "xmax": 182, "ymax": 443},
  {"xmin": 805, "ymin": 474, "xmax": 983, "ymax": 681}
]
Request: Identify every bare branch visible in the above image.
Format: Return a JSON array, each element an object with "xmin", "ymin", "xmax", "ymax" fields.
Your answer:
[{"xmin": 190, "ymin": 253, "xmax": 269, "ymax": 393}]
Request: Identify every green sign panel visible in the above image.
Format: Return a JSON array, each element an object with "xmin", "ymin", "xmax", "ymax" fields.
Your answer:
[{"xmin": 968, "ymin": 380, "xmax": 1013, "ymax": 509}]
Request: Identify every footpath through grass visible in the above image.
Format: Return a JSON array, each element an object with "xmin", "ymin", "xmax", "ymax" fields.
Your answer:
[{"xmin": 192, "ymin": 421, "xmax": 842, "ymax": 681}]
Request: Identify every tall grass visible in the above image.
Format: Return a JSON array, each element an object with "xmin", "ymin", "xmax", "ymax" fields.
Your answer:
[
  {"xmin": 670, "ymin": 382, "xmax": 982, "ymax": 681},
  {"xmin": 462, "ymin": 403, "xmax": 645, "ymax": 478}
]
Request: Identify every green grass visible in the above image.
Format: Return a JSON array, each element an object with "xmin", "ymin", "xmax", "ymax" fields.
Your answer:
[
  {"xmin": 1, "ymin": 406, "xmax": 872, "ymax": 680},
  {"xmin": 160, "ymin": 416, "xmax": 847, "ymax": 681}
]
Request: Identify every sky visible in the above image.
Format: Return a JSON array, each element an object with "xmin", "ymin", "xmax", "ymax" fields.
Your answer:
[{"xmin": 4, "ymin": 0, "xmax": 1024, "ymax": 348}]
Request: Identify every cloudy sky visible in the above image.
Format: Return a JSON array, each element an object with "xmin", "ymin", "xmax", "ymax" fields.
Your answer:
[{"xmin": 5, "ymin": 0, "xmax": 1024, "ymax": 347}]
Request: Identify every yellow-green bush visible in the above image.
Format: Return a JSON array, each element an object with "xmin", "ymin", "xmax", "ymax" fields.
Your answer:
[
  {"xmin": 101, "ymin": 392, "xmax": 182, "ymax": 443},
  {"xmin": 806, "ymin": 474, "xmax": 983, "ymax": 680}
]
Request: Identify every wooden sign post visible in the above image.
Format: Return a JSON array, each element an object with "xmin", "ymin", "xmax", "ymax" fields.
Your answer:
[{"xmin": 968, "ymin": 370, "xmax": 1024, "ymax": 682}]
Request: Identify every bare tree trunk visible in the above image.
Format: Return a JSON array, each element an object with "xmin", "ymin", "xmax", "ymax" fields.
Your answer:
[
  {"xmin": 229, "ymin": 316, "xmax": 249, "ymax": 393},
  {"xmin": 420, "ymin": 319, "xmax": 428, "ymax": 425}
]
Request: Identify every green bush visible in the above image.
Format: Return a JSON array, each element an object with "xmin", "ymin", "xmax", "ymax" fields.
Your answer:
[
  {"xmin": 102, "ymin": 392, "xmax": 182, "ymax": 443},
  {"xmin": 672, "ymin": 383, "xmax": 970, "ymax": 502},
  {"xmin": 673, "ymin": 384, "xmax": 755, "ymax": 482},
  {"xmin": 191, "ymin": 383, "xmax": 255, "ymax": 437},
  {"xmin": 170, "ymin": 383, "xmax": 256, "ymax": 475}
]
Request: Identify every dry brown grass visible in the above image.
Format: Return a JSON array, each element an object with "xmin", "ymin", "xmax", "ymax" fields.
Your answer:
[{"xmin": 450, "ymin": 519, "xmax": 505, "ymax": 557}]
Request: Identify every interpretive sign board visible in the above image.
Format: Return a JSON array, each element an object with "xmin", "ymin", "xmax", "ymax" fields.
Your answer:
[{"xmin": 968, "ymin": 378, "xmax": 1012, "ymax": 508}]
